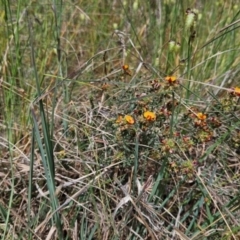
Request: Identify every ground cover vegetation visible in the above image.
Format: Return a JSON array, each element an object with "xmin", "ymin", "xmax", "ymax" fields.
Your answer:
[{"xmin": 1, "ymin": 0, "xmax": 240, "ymax": 239}]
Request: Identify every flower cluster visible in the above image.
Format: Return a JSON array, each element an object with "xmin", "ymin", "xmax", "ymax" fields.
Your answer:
[
  {"xmin": 116, "ymin": 115, "xmax": 135, "ymax": 125},
  {"xmin": 116, "ymin": 111, "xmax": 157, "ymax": 127}
]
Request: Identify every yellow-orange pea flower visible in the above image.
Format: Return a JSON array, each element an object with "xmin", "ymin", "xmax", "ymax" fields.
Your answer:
[
  {"xmin": 165, "ymin": 76, "xmax": 177, "ymax": 83},
  {"xmin": 233, "ymin": 87, "xmax": 240, "ymax": 97},
  {"xmin": 196, "ymin": 112, "xmax": 207, "ymax": 121},
  {"xmin": 122, "ymin": 64, "xmax": 132, "ymax": 76},
  {"xmin": 143, "ymin": 111, "xmax": 156, "ymax": 121},
  {"xmin": 125, "ymin": 115, "xmax": 135, "ymax": 124},
  {"xmin": 122, "ymin": 64, "xmax": 129, "ymax": 71}
]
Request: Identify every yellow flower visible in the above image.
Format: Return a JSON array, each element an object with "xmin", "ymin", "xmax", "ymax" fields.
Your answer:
[
  {"xmin": 196, "ymin": 112, "xmax": 207, "ymax": 121},
  {"xmin": 233, "ymin": 87, "xmax": 240, "ymax": 97},
  {"xmin": 165, "ymin": 76, "xmax": 177, "ymax": 84},
  {"xmin": 143, "ymin": 111, "xmax": 156, "ymax": 121},
  {"xmin": 125, "ymin": 115, "xmax": 135, "ymax": 124}
]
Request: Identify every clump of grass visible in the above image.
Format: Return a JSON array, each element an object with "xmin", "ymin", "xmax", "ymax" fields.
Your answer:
[{"xmin": 1, "ymin": 0, "xmax": 240, "ymax": 239}]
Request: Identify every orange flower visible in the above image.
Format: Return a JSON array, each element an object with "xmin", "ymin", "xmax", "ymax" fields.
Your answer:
[
  {"xmin": 165, "ymin": 76, "xmax": 177, "ymax": 84},
  {"xmin": 122, "ymin": 64, "xmax": 129, "ymax": 71},
  {"xmin": 233, "ymin": 87, "xmax": 240, "ymax": 97},
  {"xmin": 125, "ymin": 115, "xmax": 135, "ymax": 124},
  {"xmin": 143, "ymin": 111, "xmax": 156, "ymax": 121},
  {"xmin": 122, "ymin": 64, "xmax": 132, "ymax": 76},
  {"xmin": 196, "ymin": 112, "xmax": 207, "ymax": 121}
]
